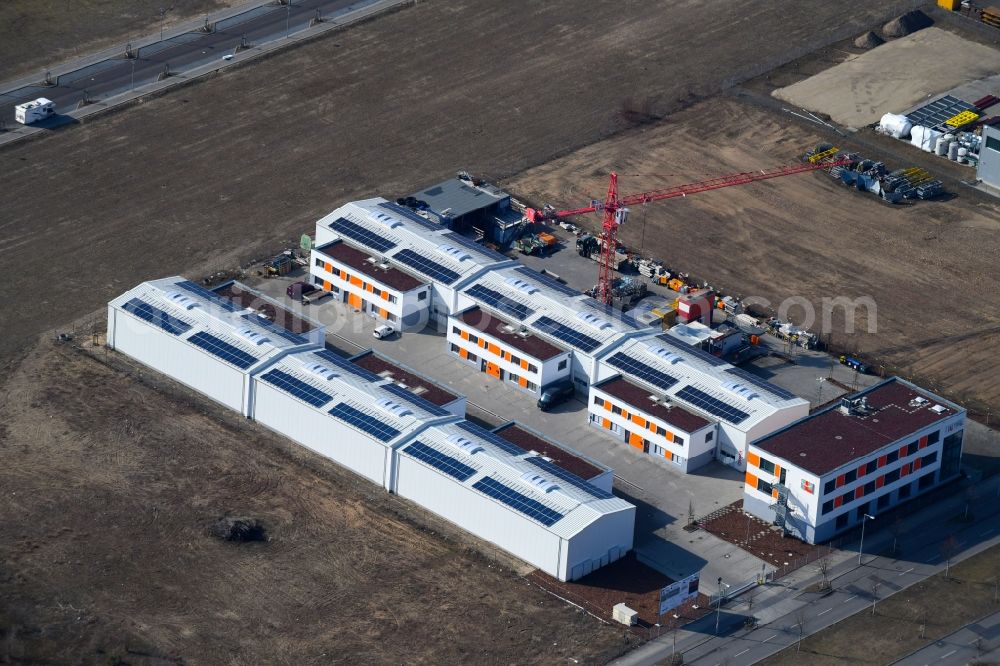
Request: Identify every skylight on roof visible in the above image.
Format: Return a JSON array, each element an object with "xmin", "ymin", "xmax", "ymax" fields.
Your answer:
[
  {"xmin": 437, "ymin": 244, "xmax": 471, "ymax": 262},
  {"xmin": 237, "ymin": 328, "xmax": 270, "ymax": 345},
  {"xmin": 445, "ymin": 434, "xmax": 484, "ymax": 455},
  {"xmin": 163, "ymin": 291, "xmax": 199, "ymax": 310},
  {"xmin": 504, "ymin": 277, "xmax": 539, "ymax": 295},
  {"xmin": 520, "ymin": 472, "xmax": 558, "ymax": 493},
  {"xmin": 304, "ymin": 362, "xmax": 339, "ymax": 381},
  {"xmin": 646, "ymin": 345, "xmax": 684, "ymax": 364},
  {"xmin": 375, "ymin": 399, "xmax": 413, "ymax": 418},
  {"xmin": 575, "ymin": 311, "xmax": 612, "ymax": 330},
  {"xmin": 721, "ymin": 381, "xmax": 759, "ymax": 401},
  {"xmin": 373, "ymin": 212, "xmax": 402, "ymax": 228}
]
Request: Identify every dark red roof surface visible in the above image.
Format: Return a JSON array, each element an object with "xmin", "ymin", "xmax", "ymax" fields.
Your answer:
[
  {"xmin": 493, "ymin": 423, "xmax": 605, "ymax": 480},
  {"xmin": 754, "ymin": 378, "xmax": 960, "ymax": 476},
  {"xmin": 214, "ymin": 283, "xmax": 314, "ymax": 333},
  {"xmin": 459, "ymin": 307, "xmax": 565, "ymax": 361},
  {"xmin": 596, "ymin": 376, "xmax": 711, "ymax": 433},
  {"xmin": 350, "ymin": 352, "xmax": 459, "ymax": 407},
  {"xmin": 317, "ymin": 241, "xmax": 424, "ymax": 292}
]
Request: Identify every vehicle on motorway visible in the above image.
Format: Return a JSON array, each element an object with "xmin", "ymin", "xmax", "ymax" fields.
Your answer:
[
  {"xmin": 373, "ymin": 324, "xmax": 395, "ymax": 340},
  {"xmin": 286, "ymin": 281, "xmax": 316, "ymax": 301},
  {"xmin": 537, "ymin": 380, "xmax": 575, "ymax": 411},
  {"xmin": 15, "ymin": 98, "xmax": 55, "ymax": 124}
]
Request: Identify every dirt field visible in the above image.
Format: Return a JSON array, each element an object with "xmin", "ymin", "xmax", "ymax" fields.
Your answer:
[
  {"xmin": 773, "ymin": 27, "xmax": 1000, "ymax": 127},
  {"xmin": 0, "ymin": 0, "xmax": 245, "ymax": 82},
  {"xmin": 761, "ymin": 541, "xmax": 1000, "ymax": 665},
  {"xmin": 0, "ymin": 0, "xmax": 920, "ymax": 368},
  {"xmin": 0, "ymin": 335, "xmax": 629, "ymax": 664},
  {"xmin": 506, "ymin": 95, "xmax": 1000, "ymax": 414}
]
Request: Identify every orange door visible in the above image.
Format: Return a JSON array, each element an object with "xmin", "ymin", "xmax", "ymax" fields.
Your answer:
[
  {"xmin": 347, "ymin": 292, "xmax": 362, "ymax": 309},
  {"xmin": 628, "ymin": 432, "xmax": 644, "ymax": 451},
  {"xmin": 486, "ymin": 362, "xmax": 501, "ymax": 379}
]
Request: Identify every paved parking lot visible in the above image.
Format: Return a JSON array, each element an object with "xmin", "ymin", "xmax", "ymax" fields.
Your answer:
[{"xmin": 248, "ymin": 272, "xmax": 770, "ymax": 589}]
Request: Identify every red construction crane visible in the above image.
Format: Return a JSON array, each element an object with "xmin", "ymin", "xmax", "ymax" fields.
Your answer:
[{"xmin": 525, "ymin": 158, "xmax": 852, "ymax": 304}]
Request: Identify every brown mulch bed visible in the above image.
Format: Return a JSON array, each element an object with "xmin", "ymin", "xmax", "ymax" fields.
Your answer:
[
  {"xmin": 527, "ymin": 553, "xmax": 713, "ymax": 630},
  {"xmin": 699, "ymin": 501, "xmax": 825, "ymax": 569}
]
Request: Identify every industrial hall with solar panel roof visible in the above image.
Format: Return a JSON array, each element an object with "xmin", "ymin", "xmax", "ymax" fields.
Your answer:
[{"xmin": 107, "ymin": 276, "xmax": 635, "ymax": 582}]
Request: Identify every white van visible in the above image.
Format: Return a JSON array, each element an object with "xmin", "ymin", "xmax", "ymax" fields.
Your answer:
[{"xmin": 14, "ymin": 98, "xmax": 56, "ymax": 124}]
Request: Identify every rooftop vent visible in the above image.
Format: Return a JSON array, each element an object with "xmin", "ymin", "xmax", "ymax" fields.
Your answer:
[
  {"xmin": 236, "ymin": 328, "xmax": 270, "ymax": 345},
  {"xmin": 646, "ymin": 344, "xmax": 684, "ymax": 364},
  {"xmin": 163, "ymin": 291, "xmax": 200, "ymax": 310},
  {"xmin": 929, "ymin": 404, "xmax": 947, "ymax": 414},
  {"xmin": 909, "ymin": 396, "xmax": 930, "ymax": 408},
  {"xmin": 445, "ymin": 434, "xmax": 483, "ymax": 455},
  {"xmin": 375, "ymin": 399, "xmax": 413, "ymax": 418},
  {"xmin": 840, "ymin": 396, "xmax": 877, "ymax": 417},
  {"xmin": 505, "ymin": 277, "xmax": 539, "ymax": 295},
  {"xmin": 520, "ymin": 472, "xmax": 558, "ymax": 493},
  {"xmin": 304, "ymin": 362, "xmax": 338, "ymax": 381}
]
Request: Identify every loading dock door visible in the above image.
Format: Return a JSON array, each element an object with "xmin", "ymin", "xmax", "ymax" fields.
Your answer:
[{"xmin": 485, "ymin": 361, "xmax": 502, "ymax": 379}]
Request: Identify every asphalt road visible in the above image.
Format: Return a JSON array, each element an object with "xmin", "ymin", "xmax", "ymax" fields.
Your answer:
[
  {"xmin": 893, "ymin": 610, "xmax": 1000, "ymax": 665},
  {"xmin": 614, "ymin": 475, "xmax": 1000, "ymax": 666},
  {"xmin": 0, "ymin": 0, "xmax": 357, "ymax": 127}
]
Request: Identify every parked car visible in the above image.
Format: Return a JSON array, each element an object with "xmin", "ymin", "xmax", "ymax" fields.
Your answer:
[
  {"xmin": 373, "ymin": 324, "xmax": 396, "ymax": 339},
  {"xmin": 537, "ymin": 380, "xmax": 575, "ymax": 411},
  {"xmin": 286, "ymin": 281, "xmax": 317, "ymax": 301}
]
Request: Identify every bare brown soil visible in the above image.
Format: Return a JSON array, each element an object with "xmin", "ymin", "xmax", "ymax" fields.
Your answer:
[
  {"xmin": 0, "ymin": 335, "xmax": 624, "ymax": 664},
  {"xmin": 699, "ymin": 502, "xmax": 823, "ymax": 569},
  {"xmin": 0, "ymin": 0, "xmax": 918, "ymax": 366},
  {"xmin": 0, "ymin": 0, "xmax": 244, "ymax": 82},
  {"xmin": 506, "ymin": 95, "xmax": 1000, "ymax": 414}
]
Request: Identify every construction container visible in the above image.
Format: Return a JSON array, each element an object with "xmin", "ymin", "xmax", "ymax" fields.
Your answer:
[
  {"xmin": 667, "ymin": 277, "xmax": 685, "ymax": 292},
  {"xmin": 937, "ymin": 0, "xmax": 959, "ymax": 9},
  {"xmin": 750, "ymin": 334, "xmax": 760, "ymax": 345},
  {"xmin": 537, "ymin": 231, "xmax": 558, "ymax": 246}
]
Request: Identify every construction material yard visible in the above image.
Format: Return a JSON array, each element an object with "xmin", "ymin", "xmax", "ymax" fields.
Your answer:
[
  {"xmin": 506, "ymin": 95, "xmax": 1000, "ymax": 414},
  {"xmin": 773, "ymin": 26, "xmax": 1000, "ymax": 128},
  {"xmin": 0, "ymin": 336, "xmax": 627, "ymax": 663}
]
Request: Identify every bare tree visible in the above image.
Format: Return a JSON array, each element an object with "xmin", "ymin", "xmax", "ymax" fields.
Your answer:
[
  {"xmin": 793, "ymin": 608, "xmax": 807, "ymax": 652},
  {"xmin": 964, "ymin": 486, "xmax": 978, "ymax": 521},
  {"xmin": 918, "ymin": 610, "xmax": 928, "ymax": 639},
  {"xmin": 688, "ymin": 500, "xmax": 695, "ymax": 527},
  {"xmin": 941, "ymin": 536, "xmax": 960, "ymax": 580},
  {"xmin": 817, "ymin": 554, "xmax": 831, "ymax": 590},
  {"xmin": 870, "ymin": 577, "xmax": 881, "ymax": 615},
  {"xmin": 890, "ymin": 516, "xmax": 905, "ymax": 555}
]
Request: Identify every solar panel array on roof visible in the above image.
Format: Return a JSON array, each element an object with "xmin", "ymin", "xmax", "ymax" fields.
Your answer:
[
  {"xmin": 725, "ymin": 367, "xmax": 797, "ymax": 401},
  {"xmin": 466, "ymin": 284, "xmax": 535, "ymax": 321},
  {"xmin": 535, "ymin": 316, "xmax": 601, "ymax": 353},
  {"xmin": 381, "ymin": 382, "xmax": 449, "ymax": 417},
  {"xmin": 405, "ymin": 441, "xmax": 477, "ymax": 481},
  {"xmin": 175, "ymin": 280, "xmax": 242, "ymax": 313},
  {"xmin": 328, "ymin": 403, "xmax": 401, "ymax": 442},
  {"xmin": 676, "ymin": 385, "xmax": 750, "ymax": 424},
  {"xmin": 456, "ymin": 421, "xmax": 526, "ymax": 456},
  {"xmin": 122, "ymin": 297, "xmax": 192, "ymax": 336},
  {"xmin": 606, "ymin": 351, "xmax": 678, "ymax": 391},
  {"xmin": 259, "ymin": 368, "xmax": 334, "ymax": 407},
  {"xmin": 330, "ymin": 217, "xmax": 398, "ymax": 254},
  {"xmin": 907, "ymin": 95, "xmax": 977, "ymax": 129},
  {"xmin": 656, "ymin": 333, "xmax": 727, "ymax": 367},
  {"xmin": 188, "ymin": 331, "xmax": 259, "ymax": 369},
  {"xmin": 444, "ymin": 232, "xmax": 509, "ymax": 262},
  {"xmin": 524, "ymin": 456, "xmax": 614, "ymax": 500},
  {"xmin": 515, "ymin": 266, "xmax": 580, "ymax": 297},
  {"xmin": 393, "ymin": 249, "xmax": 461, "ymax": 284},
  {"xmin": 473, "ymin": 477, "xmax": 564, "ymax": 526},
  {"xmin": 240, "ymin": 313, "xmax": 308, "ymax": 345},
  {"xmin": 313, "ymin": 349, "xmax": 383, "ymax": 383},
  {"xmin": 378, "ymin": 201, "xmax": 442, "ymax": 231}
]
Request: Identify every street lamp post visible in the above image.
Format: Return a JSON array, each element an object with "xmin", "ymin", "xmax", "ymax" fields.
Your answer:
[
  {"xmin": 715, "ymin": 577, "xmax": 724, "ymax": 635},
  {"xmin": 130, "ymin": 57, "xmax": 136, "ymax": 90},
  {"xmin": 858, "ymin": 513, "xmax": 875, "ymax": 565},
  {"xmin": 286, "ymin": 2, "xmax": 291, "ymax": 38}
]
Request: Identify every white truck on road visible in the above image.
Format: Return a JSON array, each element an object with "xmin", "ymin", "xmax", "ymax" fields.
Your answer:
[{"xmin": 14, "ymin": 98, "xmax": 56, "ymax": 124}]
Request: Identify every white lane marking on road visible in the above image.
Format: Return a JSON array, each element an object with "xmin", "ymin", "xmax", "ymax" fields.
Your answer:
[
  {"xmin": 928, "ymin": 555, "xmax": 941, "ymax": 563},
  {"xmin": 735, "ymin": 649, "xmax": 750, "ymax": 657},
  {"xmin": 970, "ymin": 638, "xmax": 982, "ymax": 645},
  {"xmin": 981, "ymin": 528, "xmax": 994, "ymax": 537},
  {"xmin": 843, "ymin": 595, "xmax": 857, "ymax": 604},
  {"xmin": 899, "ymin": 567, "xmax": 914, "ymax": 576},
  {"xmin": 818, "ymin": 608, "xmax": 833, "ymax": 616},
  {"xmin": 940, "ymin": 649, "xmax": 957, "ymax": 659},
  {"xmin": 762, "ymin": 634, "xmax": 776, "ymax": 643}
]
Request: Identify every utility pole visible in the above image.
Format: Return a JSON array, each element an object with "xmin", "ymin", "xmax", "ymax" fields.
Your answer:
[
  {"xmin": 858, "ymin": 513, "xmax": 875, "ymax": 565},
  {"xmin": 285, "ymin": 1, "xmax": 292, "ymax": 38}
]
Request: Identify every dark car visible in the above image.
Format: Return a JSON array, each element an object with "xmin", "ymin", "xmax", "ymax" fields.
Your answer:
[
  {"xmin": 537, "ymin": 380, "xmax": 575, "ymax": 411},
  {"xmin": 286, "ymin": 281, "xmax": 317, "ymax": 301}
]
